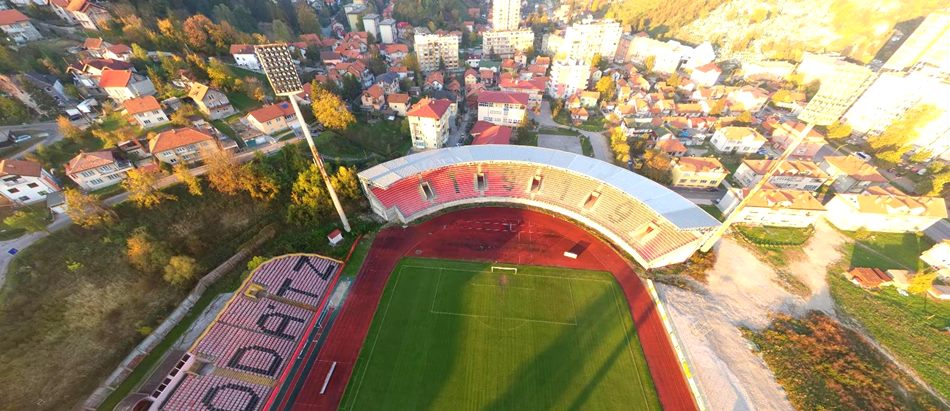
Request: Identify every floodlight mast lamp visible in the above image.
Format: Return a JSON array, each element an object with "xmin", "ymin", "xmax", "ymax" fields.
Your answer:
[
  {"xmin": 256, "ymin": 44, "xmax": 351, "ymax": 232},
  {"xmin": 698, "ymin": 67, "xmax": 873, "ymax": 252}
]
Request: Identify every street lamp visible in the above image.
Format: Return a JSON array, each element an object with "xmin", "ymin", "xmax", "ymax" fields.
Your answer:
[
  {"xmin": 699, "ymin": 63, "xmax": 873, "ymax": 252},
  {"xmin": 255, "ymin": 43, "xmax": 352, "ymax": 232}
]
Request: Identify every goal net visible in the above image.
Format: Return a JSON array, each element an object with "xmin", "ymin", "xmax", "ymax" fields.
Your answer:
[{"xmin": 490, "ymin": 266, "xmax": 518, "ymax": 275}]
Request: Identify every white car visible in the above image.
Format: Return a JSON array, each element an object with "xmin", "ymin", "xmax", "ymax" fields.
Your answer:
[{"xmin": 13, "ymin": 135, "xmax": 31, "ymax": 143}]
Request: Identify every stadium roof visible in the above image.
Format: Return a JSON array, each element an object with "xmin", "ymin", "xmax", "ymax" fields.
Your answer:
[{"xmin": 360, "ymin": 145, "xmax": 719, "ymax": 230}]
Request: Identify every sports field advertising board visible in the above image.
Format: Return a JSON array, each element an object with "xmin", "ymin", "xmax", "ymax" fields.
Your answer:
[{"xmin": 256, "ymin": 44, "xmax": 303, "ymax": 96}]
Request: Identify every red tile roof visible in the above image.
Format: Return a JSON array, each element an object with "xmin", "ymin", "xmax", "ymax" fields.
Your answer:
[
  {"xmin": 83, "ymin": 37, "xmax": 104, "ymax": 50},
  {"xmin": 0, "ymin": 159, "xmax": 42, "ymax": 178},
  {"xmin": 123, "ymin": 96, "xmax": 161, "ymax": 115},
  {"xmin": 499, "ymin": 77, "xmax": 546, "ymax": 91},
  {"xmin": 230, "ymin": 44, "xmax": 255, "ymax": 54},
  {"xmin": 407, "ymin": 98, "xmax": 452, "ymax": 119},
  {"xmin": 98, "ymin": 69, "xmax": 133, "ymax": 88},
  {"xmin": 655, "ymin": 138, "xmax": 687, "ymax": 153},
  {"xmin": 65, "ymin": 150, "xmax": 117, "ymax": 174},
  {"xmin": 247, "ymin": 102, "xmax": 295, "ymax": 123},
  {"xmin": 847, "ymin": 267, "xmax": 891, "ymax": 288},
  {"xmin": 478, "ymin": 91, "xmax": 529, "ymax": 106},
  {"xmin": 470, "ymin": 121, "xmax": 512, "ymax": 145},
  {"xmin": 387, "ymin": 93, "xmax": 410, "ymax": 105},
  {"xmin": 106, "ymin": 44, "xmax": 132, "ymax": 54},
  {"xmin": 363, "ymin": 84, "xmax": 384, "ymax": 99},
  {"xmin": 149, "ymin": 127, "xmax": 214, "ymax": 153},
  {"xmin": 0, "ymin": 10, "xmax": 29, "ymax": 26}
]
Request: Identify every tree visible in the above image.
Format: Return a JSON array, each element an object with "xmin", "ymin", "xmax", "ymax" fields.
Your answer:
[
  {"xmin": 771, "ymin": 89, "xmax": 793, "ymax": 104},
  {"xmin": 869, "ymin": 104, "xmax": 939, "ymax": 154},
  {"xmin": 667, "ymin": 72, "xmax": 682, "ymax": 87},
  {"xmin": 206, "ymin": 59, "xmax": 239, "ymax": 92},
  {"xmin": 57, "ymin": 116, "xmax": 85, "ymax": 141},
  {"xmin": 0, "ymin": 96, "xmax": 31, "ymax": 125},
  {"xmin": 330, "ymin": 166, "xmax": 361, "ymax": 203},
  {"xmin": 243, "ymin": 161, "xmax": 280, "ymax": 201},
  {"xmin": 272, "ymin": 19, "xmax": 293, "ymax": 41},
  {"xmin": 288, "ymin": 164, "xmax": 331, "ymax": 224},
  {"xmin": 164, "ymin": 255, "xmax": 199, "ymax": 285},
  {"xmin": 297, "ymin": 5, "xmax": 321, "ymax": 34},
  {"xmin": 826, "ymin": 121, "xmax": 852, "ymax": 140},
  {"xmin": 64, "ymin": 188, "xmax": 115, "ymax": 228},
  {"xmin": 205, "ymin": 148, "xmax": 247, "ymax": 195},
  {"xmin": 644, "ymin": 55, "xmax": 656, "ymax": 72},
  {"xmin": 908, "ymin": 149, "xmax": 932, "ymax": 164},
  {"xmin": 126, "ymin": 227, "xmax": 172, "ymax": 274},
  {"xmin": 131, "ymin": 43, "xmax": 149, "ymax": 62},
  {"xmin": 928, "ymin": 170, "xmax": 950, "ymax": 196},
  {"xmin": 551, "ymin": 99, "xmax": 564, "ymax": 118},
  {"xmin": 3, "ymin": 208, "xmax": 48, "ymax": 232},
  {"xmin": 736, "ymin": 111, "xmax": 754, "ymax": 124},
  {"xmin": 310, "ymin": 81, "xmax": 356, "ymax": 130},
  {"xmin": 608, "ymin": 127, "xmax": 630, "ymax": 163},
  {"xmin": 595, "ymin": 76, "xmax": 616, "ymax": 102},
  {"xmin": 182, "ymin": 14, "xmax": 215, "ymax": 52},
  {"xmin": 907, "ymin": 272, "xmax": 938, "ymax": 295},
  {"xmin": 642, "ymin": 149, "xmax": 673, "ymax": 184},
  {"xmin": 123, "ymin": 168, "xmax": 177, "ymax": 208},
  {"xmin": 174, "ymin": 162, "xmax": 202, "ymax": 196},
  {"xmin": 709, "ymin": 99, "xmax": 726, "ymax": 116}
]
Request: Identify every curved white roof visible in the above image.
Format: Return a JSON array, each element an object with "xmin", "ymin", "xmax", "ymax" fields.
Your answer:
[{"xmin": 360, "ymin": 145, "xmax": 720, "ymax": 230}]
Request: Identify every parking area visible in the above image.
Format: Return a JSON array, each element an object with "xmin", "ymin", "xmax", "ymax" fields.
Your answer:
[{"xmin": 538, "ymin": 133, "xmax": 584, "ymax": 155}]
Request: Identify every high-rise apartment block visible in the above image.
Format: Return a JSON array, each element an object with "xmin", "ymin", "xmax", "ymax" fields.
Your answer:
[
  {"xmin": 492, "ymin": 0, "xmax": 521, "ymax": 31},
  {"xmin": 414, "ymin": 29, "xmax": 461, "ymax": 72}
]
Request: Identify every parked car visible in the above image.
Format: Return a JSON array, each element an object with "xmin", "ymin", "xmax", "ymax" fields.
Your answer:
[
  {"xmin": 854, "ymin": 151, "xmax": 872, "ymax": 162},
  {"xmin": 13, "ymin": 135, "xmax": 31, "ymax": 143}
]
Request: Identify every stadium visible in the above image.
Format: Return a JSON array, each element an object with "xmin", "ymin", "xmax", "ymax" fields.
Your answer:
[{"xmin": 130, "ymin": 146, "xmax": 718, "ymax": 410}]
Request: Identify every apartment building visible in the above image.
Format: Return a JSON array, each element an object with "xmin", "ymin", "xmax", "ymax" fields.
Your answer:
[
  {"xmin": 379, "ymin": 18, "xmax": 397, "ymax": 44},
  {"xmin": 669, "ymin": 157, "xmax": 728, "ymax": 188},
  {"xmin": 543, "ymin": 18, "xmax": 622, "ymax": 63},
  {"xmin": 407, "ymin": 98, "xmax": 456, "ymax": 150},
  {"xmin": 492, "ymin": 0, "xmax": 521, "ymax": 31},
  {"xmin": 0, "ymin": 159, "xmax": 60, "ymax": 205},
  {"xmin": 0, "ymin": 10, "xmax": 41, "ymax": 44},
  {"xmin": 626, "ymin": 35, "xmax": 688, "ymax": 74},
  {"xmin": 734, "ymin": 159, "xmax": 829, "ymax": 191},
  {"xmin": 718, "ymin": 187, "xmax": 825, "ymax": 228},
  {"xmin": 709, "ymin": 126, "xmax": 767, "ymax": 154},
  {"xmin": 824, "ymin": 187, "xmax": 947, "ymax": 233},
  {"xmin": 818, "ymin": 155, "xmax": 889, "ymax": 194},
  {"xmin": 149, "ymin": 127, "xmax": 220, "ymax": 165},
  {"xmin": 123, "ymin": 96, "xmax": 169, "ymax": 128},
  {"xmin": 477, "ymin": 91, "xmax": 528, "ymax": 127},
  {"xmin": 414, "ymin": 29, "xmax": 460, "ymax": 72},
  {"xmin": 498, "ymin": 77, "xmax": 546, "ymax": 110},
  {"xmin": 882, "ymin": 12, "xmax": 950, "ymax": 76},
  {"xmin": 482, "ymin": 29, "xmax": 534, "ymax": 59},
  {"xmin": 65, "ymin": 150, "xmax": 133, "ymax": 190},
  {"xmin": 547, "ymin": 59, "xmax": 590, "ymax": 99}
]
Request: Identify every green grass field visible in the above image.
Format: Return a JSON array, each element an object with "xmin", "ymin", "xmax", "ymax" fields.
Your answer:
[{"xmin": 341, "ymin": 257, "xmax": 659, "ymax": 410}]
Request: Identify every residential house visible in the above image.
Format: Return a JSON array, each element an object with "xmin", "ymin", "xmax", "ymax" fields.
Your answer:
[
  {"xmin": 477, "ymin": 91, "xmax": 528, "ymax": 127},
  {"xmin": 149, "ymin": 127, "xmax": 220, "ymax": 165},
  {"xmin": 425, "ymin": 71, "xmax": 444, "ymax": 91},
  {"xmin": 64, "ymin": 150, "xmax": 133, "ymax": 190},
  {"xmin": 102, "ymin": 44, "xmax": 132, "ymax": 61},
  {"xmin": 49, "ymin": 0, "xmax": 111, "ymax": 30},
  {"xmin": 361, "ymin": 84, "xmax": 386, "ymax": 111},
  {"xmin": 718, "ymin": 187, "xmax": 825, "ymax": 228},
  {"xmin": 824, "ymin": 186, "xmax": 947, "ymax": 233},
  {"xmin": 727, "ymin": 86, "xmax": 769, "ymax": 112},
  {"xmin": 571, "ymin": 107, "xmax": 589, "ymax": 123},
  {"xmin": 99, "ymin": 70, "xmax": 156, "ymax": 103},
  {"xmin": 245, "ymin": 102, "xmax": 297, "ymax": 136},
  {"xmin": 653, "ymin": 138, "xmax": 687, "ymax": 157},
  {"xmin": 690, "ymin": 62, "xmax": 721, "ymax": 87},
  {"xmin": 387, "ymin": 93, "xmax": 410, "ymax": 116},
  {"xmin": 122, "ymin": 96, "xmax": 169, "ymax": 128},
  {"xmin": 710, "ymin": 126, "xmax": 767, "ymax": 154},
  {"xmin": 470, "ymin": 121, "xmax": 512, "ymax": 145},
  {"xmin": 464, "ymin": 68, "xmax": 478, "ymax": 87},
  {"xmin": 0, "ymin": 10, "xmax": 42, "ymax": 44},
  {"xmin": 230, "ymin": 44, "xmax": 260, "ymax": 71},
  {"xmin": 733, "ymin": 159, "xmax": 829, "ymax": 191},
  {"xmin": 768, "ymin": 120, "xmax": 827, "ymax": 160},
  {"xmin": 0, "ymin": 159, "xmax": 60, "ymax": 205},
  {"xmin": 380, "ymin": 43, "xmax": 408, "ymax": 61},
  {"xmin": 407, "ymin": 98, "xmax": 456, "ymax": 150},
  {"xmin": 374, "ymin": 72, "xmax": 400, "ymax": 94},
  {"xmin": 579, "ymin": 91, "xmax": 599, "ymax": 107},
  {"xmin": 187, "ymin": 83, "xmax": 236, "ymax": 120},
  {"xmin": 669, "ymin": 157, "xmax": 728, "ymax": 188},
  {"xmin": 479, "ymin": 68, "xmax": 496, "ymax": 86},
  {"xmin": 818, "ymin": 155, "xmax": 888, "ymax": 193},
  {"xmin": 921, "ymin": 240, "xmax": 950, "ymax": 271}
]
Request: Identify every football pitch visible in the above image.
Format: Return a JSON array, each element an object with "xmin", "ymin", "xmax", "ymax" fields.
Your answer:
[{"xmin": 339, "ymin": 257, "xmax": 660, "ymax": 410}]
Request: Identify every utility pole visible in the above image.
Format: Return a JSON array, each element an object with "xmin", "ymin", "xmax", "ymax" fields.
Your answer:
[
  {"xmin": 699, "ymin": 62, "xmax": 873, "ymax": 252},
  {"xmin": 255, "ymin": 44, "xmax": 351, "ymax": 232}
]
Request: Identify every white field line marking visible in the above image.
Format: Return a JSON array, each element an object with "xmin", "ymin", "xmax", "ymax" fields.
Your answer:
[
  {"xmin": 429, "ymin": 309, "xmax": 577, "ymax": 326},
  {"xmin": 401, "ymin": 265, "xmax": 613, "ymax": 283},
  {"xmin": 610, "ymin": 284, "xmax": 650, "ymax": 401}
]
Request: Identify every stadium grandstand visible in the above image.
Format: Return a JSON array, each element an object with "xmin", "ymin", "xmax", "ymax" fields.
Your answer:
[
  {"xmin": 135, "ymin": 254, "xmax": 341, "ymax": 411},
  {"xmin": 359, "ymin": 145, "xmax": 720, "ymax": 268}
]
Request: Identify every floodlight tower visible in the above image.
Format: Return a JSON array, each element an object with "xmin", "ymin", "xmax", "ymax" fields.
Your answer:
[
  {"xmin": 256, "ymin": 44, "xmax": 351, "ymax": 232},
  {"xmin": 699, "ymin": 64, "xmax": 873, "ymax": 252}
]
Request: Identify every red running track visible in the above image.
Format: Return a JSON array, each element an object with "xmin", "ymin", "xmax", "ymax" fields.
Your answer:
[{"xmin": 291, "ymin": 207, "xmax": 698, "ymax": 411}]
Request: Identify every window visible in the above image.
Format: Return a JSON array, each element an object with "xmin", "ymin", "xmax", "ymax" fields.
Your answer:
[
  {"xmin": 7, "ymin": 188, "xmax": 19, "ymax": 194},
  {"xmin": 27, "ymin": 183, "xmax": 38, "ymax": 188},
  {"xmin": 18, "ymin": 196, "xmax": 29, "ymax": 202},
  {"xmin": 421, "ymin": 182, "xmax": 434, "ymax": 201},
  {"xmin": 90, "ymin": 178, "xmax": 104, "ymax": 185}
]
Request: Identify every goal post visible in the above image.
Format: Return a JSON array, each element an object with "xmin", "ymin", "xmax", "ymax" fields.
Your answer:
[{"xmin": 490, "ymin": 266, "xmax": 518, "ymax": 275}]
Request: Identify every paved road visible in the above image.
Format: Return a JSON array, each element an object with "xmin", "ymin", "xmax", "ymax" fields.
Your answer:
[
  {"xmin": 0, "ymin": 121, "xmax": 65, "ymax": 159},
  {"xmin": 531, "ymin": 101, "xmax": 612, "ymax": 163},
  {"xmin": 0, "ymin": 136, "xmax": 302, "ymax": 290},
  {"xmin": 670, "ymin": 187, "xmax": 726, "ymax": 205}
]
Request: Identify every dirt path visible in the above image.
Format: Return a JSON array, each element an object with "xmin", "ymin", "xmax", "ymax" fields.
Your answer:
[{"xmin": 786, "ymin": 221, "xmax": 849, "ymax": 313}]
